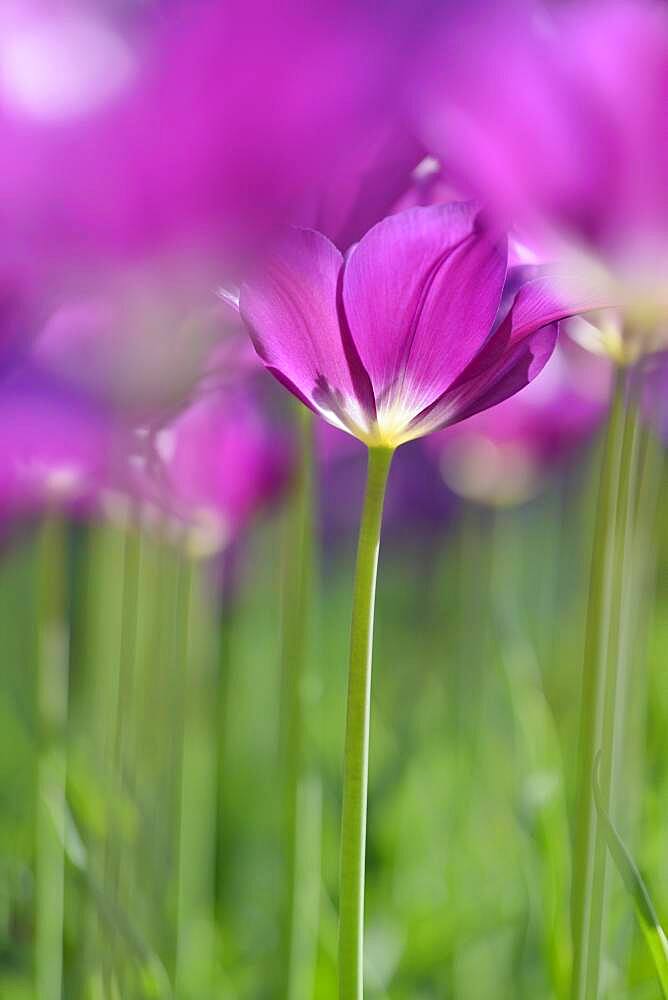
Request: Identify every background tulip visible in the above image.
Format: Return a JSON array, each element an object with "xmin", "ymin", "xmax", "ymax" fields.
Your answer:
[
  {"xmin": 0, "ymin": 0, "xmax": 439, "ymax": 280},
  {"xmin": 419, "ymin": 0, "xmax": 668, "ymax": 346},
  {"xmin": 153, "ymin": 387, "xmax": 291, "ymax": 557}
]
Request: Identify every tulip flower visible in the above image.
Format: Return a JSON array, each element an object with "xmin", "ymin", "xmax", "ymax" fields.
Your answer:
[
  {"xmin": 240, "ymin": 204, "xmax": 596, "ymax": 450},
  {"xmin": 153, "ymin": 389, "xmax": 291, "ymax": 558},
  {"xmin": 239, "ymin": 201, "xmax": 597, "ymax": 1000}
]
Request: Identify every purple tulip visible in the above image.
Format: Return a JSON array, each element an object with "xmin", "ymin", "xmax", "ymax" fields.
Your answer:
[
  {"xmin": 152, "ymin": 388, "xmax": 291, "ymax": 556},
  {"xmin": 239, "ymin": 203, "xmax": 599, "ymax": 448}
]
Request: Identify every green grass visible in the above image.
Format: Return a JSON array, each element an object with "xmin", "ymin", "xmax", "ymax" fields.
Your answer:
[{"xmin": 0, "ymin": 450, "xmax": 667, "ymax": 998}]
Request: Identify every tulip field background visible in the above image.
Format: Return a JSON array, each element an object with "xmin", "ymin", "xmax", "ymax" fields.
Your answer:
[
  {"xmin": 4, "ymin": 0, "xmax": 668, "ymax": 998},
  {"xmin": 0, "ymin": 432, "xmax": 666, "ymax": 999}
]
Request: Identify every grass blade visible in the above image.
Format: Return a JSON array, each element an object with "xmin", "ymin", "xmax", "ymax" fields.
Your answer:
[{"xmin": 593, "ymin": 752, "xmax": 668, "ymax": 997}]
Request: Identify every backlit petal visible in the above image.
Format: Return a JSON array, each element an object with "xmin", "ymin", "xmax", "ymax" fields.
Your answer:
[
  {"xmin": 341, "ymin": 203, "xmax": 508, "ymax": 428},
  {"xmin": 240, "ymin": 227, "xmax": 375, "ymax": 435}
]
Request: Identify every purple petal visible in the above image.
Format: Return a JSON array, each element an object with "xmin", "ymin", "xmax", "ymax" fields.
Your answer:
[
  {"xmin": 341, "ymin": 204, "xmax": 507, "ymax": 422},
  {"xmin": 449, "ymin": 324, "xmax": 559, "ymax": 424},
  {"xmin": 239, "ymin": 228, "xmax": 374, "ymax": 433},
  {"xmin": 407, "ymin": 269, "xmax": 582, "ymax": 436},
  {"xmin": 410, "ymin": 324, "xmax": 558, "ymax": 436},
  {"xmin": 499, "ymin": 271, "xmax": 602, "ymax": 343}
]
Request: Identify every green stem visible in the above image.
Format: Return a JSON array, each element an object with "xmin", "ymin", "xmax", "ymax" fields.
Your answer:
[
  {"xmin": 35, "ymin": 516, "xmax": 69, "ymax": 1000},
  {"xmin": 593, "ymin": 753, "xmax": 668, "ymax": 997},
  {"xmin": 103, "ymin": 519, "xmax": 141, "ymax": 996},
  {"xmin": 279, "ymin": 407, "xmax": 316, "ymax": 1000},
  {"xmin": 165, "ymin": 545, "xmax": 195, "ymax": 983},
  {"xmin": 78, "ymin": 520, "xmax": 123, "ymax": 992},
  {"xmin": 214, "ymin": 573, "xmax": 233, "ymax": 928},
  {"xmin": 571, "ymin": 367, "xmax": 641, "ymax": 999},
  {"xmin": 175, "ymin": 551, "xmax": 218, "ymax": 998},
  {"xmin": 605, "ymin": 394, "xmax": 641, "ymax": 826},
  {"xmin": 338, "ymin": 445, "xmax": 394, "ymax": 1000},
  {"xmin": 491, "ymin": 509, "xmax": 571, "ymax": 999},
  {"xmin": 290, "ymin": 775, "xmax": 323, "ymax": 1000}
]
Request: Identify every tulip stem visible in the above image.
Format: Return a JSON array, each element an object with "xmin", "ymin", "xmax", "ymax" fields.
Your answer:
[
  {"xmin": 279, "ymin": 406, "xmax": 317, "ymax": 1000},
  {"xmin": 175, "ymin": 550, "xmax": 218, "ymax": 997},
  {"xmin": 35, "ymin": 516, "xmax": 69, "ymax": 1000},
  {"xmin": 338, "ymin": 445, "xmax": 393, "ymax": 1000},
  {"xmin": 571, "ymin": 366, "xmax": 641, "ymax": 1000}
]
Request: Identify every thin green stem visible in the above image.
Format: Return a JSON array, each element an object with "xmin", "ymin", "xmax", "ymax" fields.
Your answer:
[
  {"xmin": 593, "ymin": 753, "xmax": 668, "ymax": 997},
  {"xmin": 175, "ymin": 551, "xmax": 218, "ymax": 998},
  {"xmin": 338, "ymin": 445, "xmax": 394, "ymax": 1000},
  {"xmin": 571, "ymin": 367, "xmax": 642, "ymax": 1000},
  {"xmin": 490, "ymin": 510, "xmax": 571, "ymax": 999},
  {"xmin": 290, "ymin": 775, "xmax": 323, "ymax": 1000},
  {"xmin": 606, "ymin": 388, "xmax": 662, "ymax": 993},
  {"xmin": 214, "ymin": 567, "xmax": 234, "ymax": 928},
  {"xmin": 78, "ymin": 520, "xmax": 124, "ymax": 993},
  {"xmin": 103, "ymin": 519, "xmax": 141, "ymax": 996},
  {"xmin": 165, "ymin": 545, "xmax": 195, "ymax": 984},
  {"xmin": 35, "ymin": 516, "xmax": 69, "ymax": 1000},
  {"xmin": 279, "ymin": 406, "xmax": 317, "ymax": 1000},
  {"xmin": 605, "ymin": 393, "xmax": 641, "ymax": 817}
]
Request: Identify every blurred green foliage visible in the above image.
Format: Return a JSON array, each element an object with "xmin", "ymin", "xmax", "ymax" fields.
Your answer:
[{"xmin": 0, "ymin": 450, "xmax": 667, "ymax": 998}]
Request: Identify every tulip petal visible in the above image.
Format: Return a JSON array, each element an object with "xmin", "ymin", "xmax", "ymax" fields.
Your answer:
[
  {"xmin": 452, "ymin": 324, "xmax": 559, "ymax": 424},
  {"xmin": 341, "ymin": 203, "xmax": 508, "ymax": 423},
  {"xmin": 407, "ymin": 270, "xmax": 581, "ymax": 437},
  {"xmin": 239, "ymin": 227, "xmax": 375, "ymax": 434},
  {"xmin": 410, "ymin": 324, "xmax": 558, "ymax": 438},
  {"xmin": 500, "ymin": 268, "xmax": 606, "ymax": 343}
]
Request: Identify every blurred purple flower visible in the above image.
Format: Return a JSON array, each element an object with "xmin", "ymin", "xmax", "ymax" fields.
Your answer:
[
  {"xmin": 151, "ymin": 388, "xmax": 291, "ymax": 556},
  {"xmin": 298, "ymin": 124, "xmax": 426, "ymax": 250},
  {"xmin": 32, "ymin": 277, "xmax": 229, "ymax": 423},
  {"xmin": 429, "ymin": 337, "xmax": 612, "ymax": 506},
  {"xmin": 639, "ymin": 351, "xmax": 668, "ymax": 443},
  {"xmin": 0, "ymin": 365, "xmax": 121, "ymax": 519},
  {"xmin": 0, "ymin": 282, "xmax": 277, "ymax": 525},
  {"xmin": 419, "ymin": 0, "xmax": 668, "ymax": 331},
  {"xmin": 0, "ymin": 0, "xmax": 436, "ymax": 274},
  {"xmin": 392, "ymin": 157, "xmax": 462, "ymax": 215},
  {"xmin": 0, "ymin": 289, "xmax": 122, "ymax": 518},
  {"xmin": 239, "ymin": 203, "xmax": 600, "ymax": 448}
]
